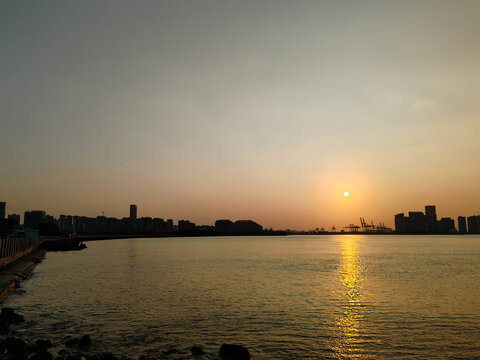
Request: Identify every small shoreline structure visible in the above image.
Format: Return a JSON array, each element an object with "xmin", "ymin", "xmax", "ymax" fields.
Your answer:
[{"xmin": 40, "ymin": 237, "xmax": 87, "ymax": 251}]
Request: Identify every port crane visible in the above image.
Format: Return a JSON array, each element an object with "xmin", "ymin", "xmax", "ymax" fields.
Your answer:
[
  {"xmin": 343, "ymin": 224, "xmax": 361, "ymax": 232},
  {"xmin": 375, "ymin": 222, "xmax": 394, "ymax": 233},
  {"xmin": 360, "ymin": 217, "xmax": 375, "ymax": 232},
  {"xmin": 360, "ymin": 218, "xmax": 394, "ymax": 233}
]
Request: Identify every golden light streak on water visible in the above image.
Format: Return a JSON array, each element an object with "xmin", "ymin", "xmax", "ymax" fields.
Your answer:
[{"xmin": 334, "ymin": 235, "xmax": 366, "ymax": 359}]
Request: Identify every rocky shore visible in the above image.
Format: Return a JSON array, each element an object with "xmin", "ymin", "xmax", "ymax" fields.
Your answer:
[
  {"xmin": 0, "ymin": 308, "xmax": 251, "ymax": 360},
  {"xmin": 0, "ymin": 244, "xmax": 252, "ymax": 359}
]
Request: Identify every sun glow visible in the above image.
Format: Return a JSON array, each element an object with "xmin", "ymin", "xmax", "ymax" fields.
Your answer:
[{"xmin": 344, "ymin": 191, "xmax": 350, "ymax": 197}]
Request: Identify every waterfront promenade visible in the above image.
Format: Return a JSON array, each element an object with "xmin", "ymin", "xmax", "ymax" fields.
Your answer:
[{"xmin": 0, "ymin": 249, "xmax": 45, "ymax": 302}]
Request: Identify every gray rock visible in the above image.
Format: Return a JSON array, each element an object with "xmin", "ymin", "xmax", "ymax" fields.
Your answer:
[
  {"xmin": 29, "ymin": 350, "xmax": 54, "ymax": 360},
  {"xmin": 99, "ymin": 353, "xmax": 119, "ymax": 360},
  {"xmin": 35, "ymin": 339, "xmax": 53, "ymax": 352},
  {"xmin": 65, "ymin": 334, "xmax": 91, "ymax": 348},
  {"xmin": 78, "ymin": 334, "xmax": 91, "ymax": 347},
  {"xmin": 0, "ymin": 308, "xmax": 25, "ymax": 324},
  {"xmin": 190, "ymin": 346, "xmax": 206, "ymax": 355},
  {"xmin": 163, "ymin": 348, "xmax": 180, "ymax": 355},
  {"xmin": 1, "ymin": 337, "xmax": 29, "ymax": 359},
  {"xmin": 0, "ymin": 321, "xmax": 10, "ymax": 335},
  {"xmin": 219, "ymin": 344, "xmax": 250, "ymax": 360}
]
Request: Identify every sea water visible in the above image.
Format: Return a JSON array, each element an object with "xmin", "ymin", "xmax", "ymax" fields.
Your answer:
[{"xmin": 5, "ymin": 235, "xmax": 480, "ymax": 359}]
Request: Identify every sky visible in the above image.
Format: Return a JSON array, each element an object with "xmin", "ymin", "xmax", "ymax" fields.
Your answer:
[{"xmin": 1, "ymin": 0, "xmax": 480, "ymax": 230}]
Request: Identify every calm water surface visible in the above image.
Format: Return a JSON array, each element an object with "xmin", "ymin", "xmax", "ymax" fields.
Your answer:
[{"xmin": 6, "ymin": 235, "xmax": 480, "ymax": 359}]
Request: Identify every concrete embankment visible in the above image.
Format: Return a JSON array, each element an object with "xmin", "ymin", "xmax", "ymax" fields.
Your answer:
[{"xmin": 0, "ymin": 249, "xmax": 45, "ymax": 302}]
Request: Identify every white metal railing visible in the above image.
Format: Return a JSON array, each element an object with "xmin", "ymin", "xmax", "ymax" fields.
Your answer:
[{"xmin": 0, "ymin": 237, "xmax": 43, "ymax": 260}]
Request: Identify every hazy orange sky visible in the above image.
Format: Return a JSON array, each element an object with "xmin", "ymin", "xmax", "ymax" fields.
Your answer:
[{"xmin": 1, "ymin": 1, "xmax": 480, "ymax": 230}]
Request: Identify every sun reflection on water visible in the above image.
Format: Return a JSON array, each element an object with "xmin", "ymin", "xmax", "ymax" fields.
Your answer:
[{"xmin": 334, "ymin": 235, "xmax": 366, "ymax": 358}]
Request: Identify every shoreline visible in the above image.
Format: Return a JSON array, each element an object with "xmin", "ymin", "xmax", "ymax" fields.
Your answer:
[
  {"xmin": 64, "ymin": 232, "xmax": 471, "ymax": 242},
  {"xmin": 0, "ymin": 249, "xmax": 45, "ymax": 303},
  {"xmin": 66, "ymin": 232, "xmax": 287, "ymax": 242},
  {"xmin": 0, "ymin": 248, "xmax": 252, "ymax": 360}
]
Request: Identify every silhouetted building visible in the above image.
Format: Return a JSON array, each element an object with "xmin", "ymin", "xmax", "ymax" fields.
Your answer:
[
  {"xmin": 197, "ymin": 225, "xmax": 214, "ymax": 233},
  {"xmin": 394, "ymin": 205, "xmax": 462, "ymax": 234},
  {"xmin": 24, "ymin": 210, "xmax": 46, "ymax": 229},
  {"xmin": 215, "ymin": 219, "xmax": 235, "ymax": 234},
  {"xmin": 457, "ymin": 216, "xmax": 467, "ymax": 234},
  {"xmin": 7, "ymin": 214, "xmax": 20, "ymax": 225},
  {"xmin": 124, "ymin": 217, "xmax": 136, "ymax": 233},
  {"xmin": 95, "ymin": 216, "xmax": 119, "ymax": 234},
  {"xmin": 7, "ymin": 202, "xmax": 269, "ymax": 237},
  {"xmin": 406, "ymin": 212, "xmax": 428, "ymax": 234},
  {"xmin": 44, "ymin": 214, "xmax": 57, "ymax": 224},
  {"xmin": 0, "ymin": 202, "xmax": 5, "ymax": 219},
  {"xmin": 394, "ymin": 213, "xmax": 406, "ymax": 234},
  {"xmin": 130, "ymin": 204, "xmax": 137, "ymax": 220},
  {"xmin": 59, "ymin": 215, "xmax": 74, "ymax": 234},
  {"xmin": 152, "ymin": 218, "xmax": 165, "ymax": 233},
  {"xmin": 438, "ymin": 217, "xmax": 455, "ymax": 233},
  {"xmin": 137, "ymin": 217, "xmax": 154, "ymax": 233},
  {"xmin": 178, "ymin": 220, "xmax": 196, "ymax": 233},
  {"xmin": 165, "ymin": 219, "xmax": 174, "ymax": 233},
  {"xmin": 425, "ymin": 205, "xmax": 437, "ymax": 233},
  {"xmin": 467, "ymin": 215, "xmax": 480, "ymax": 234},
  {"xmin": 74, "ymin": 216, "xmax": 98, "ymax": 235},
  {"xmin": 233, "ymin": 220, "xmax": 263, "ymax": 234},
  {"xmin": 73, "ymin": 216, "xmax": 86, "ymax": 234}
]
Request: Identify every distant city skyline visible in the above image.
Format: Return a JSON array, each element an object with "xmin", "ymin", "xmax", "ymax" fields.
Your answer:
[
  {"xmin": 2, "ymin": 200, "xmax": 480, "ymax": 235},
  {"xmin": 1, "ymin": 1, "xmax": 480, "ymax": 229}
]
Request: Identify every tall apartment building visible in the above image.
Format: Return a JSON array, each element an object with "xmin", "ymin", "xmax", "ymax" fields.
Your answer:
[
  {"xmin": 130, "ymin": 204, "xmax": 137, "ymax": 220},
  {"xmin": 0, "ymin": 202, "xmax": 5, "ymax": 219},
  {"xmin": 24, "ymin": 210, "xmax": 46, "ymax": 228},
  {"xmin": 457, "ymin": 216, "xmax": 467, "ymax": 234},
  {"xmin": 395, "ymin": 205, "xmax": 455, "ymax": 234},
  {"xmin": 467, "ymin": 215, "xmax": 480, "ymax": 234},
  {"xmin": 7, "ymin": 214, "xmax": 20, "ymax": 224},
  {"xmin": 425, "ymin": 205, "xmax": 437, "ymax": 233}
]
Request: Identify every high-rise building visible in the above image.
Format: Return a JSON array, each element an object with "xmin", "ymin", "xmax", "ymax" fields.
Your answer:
[
  {"xmin": 438, "ymin": 217, "xmax": 455, "ymax": 233},
  {"xmin": 7, "ymin": 214, "xmax": 20, "ymax": 224},
  {"xmin": 0, "ymin": 202, "xmax": 5, "ymax": 219},
  {"xmin": 394, "ymin": 205, "xmax": 462, "ymax": 234},
  {"xmin": 178, "ymin": 220, "xmax": 196, "ymax": 232},
  {"xmin": 165, "ymin": 219, "xmax": 173, "ymax": 233},
  {"xmin": 457, "ymin": 216, "xmax": 467, "ymax": 234},
  {"xmin": 233, "ymin": 220, "xmax": 263, "ymax": 234},
  {"xmin": 130, "ymin": 204, "xmax": 137, "ymax": 220},
  {"xmin": 425, "ymin": 205, "xmax": 437, "ymax": 233},
  {"xmin": 215, "ymin": 219, "xmax": 235, "ymax": 233},
  {"xmin": 24, "ymin": 210, "xmax": 46, "ymax": 228},
  {"xmin": 59, "ymin": 215, "xmax": 74, "ymax": 234},
  {"xmin": 406, "ymin": 211, "xmax": 429, "ymax": 234},
  {"xmin": 394, "ymin": 213, "xmax": 406, "ymax": 234},
  {"xmin": 467, "ymin": 215, "xmax": 480, "ymax": 234}
]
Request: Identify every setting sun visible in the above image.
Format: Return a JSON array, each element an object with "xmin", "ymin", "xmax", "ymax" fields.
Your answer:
[{"xmin": 344, "ymin": 192, "xmax": 350, "ymax": 197}]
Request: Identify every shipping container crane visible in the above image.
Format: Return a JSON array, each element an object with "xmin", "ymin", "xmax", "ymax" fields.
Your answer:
[
  {"xmin": 344, "ymin": 224, "xmax": 361, "ymax": 232},
  {"xmin": 360, "ymin": 217, "xmax": 375, "ymax": 232}
]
